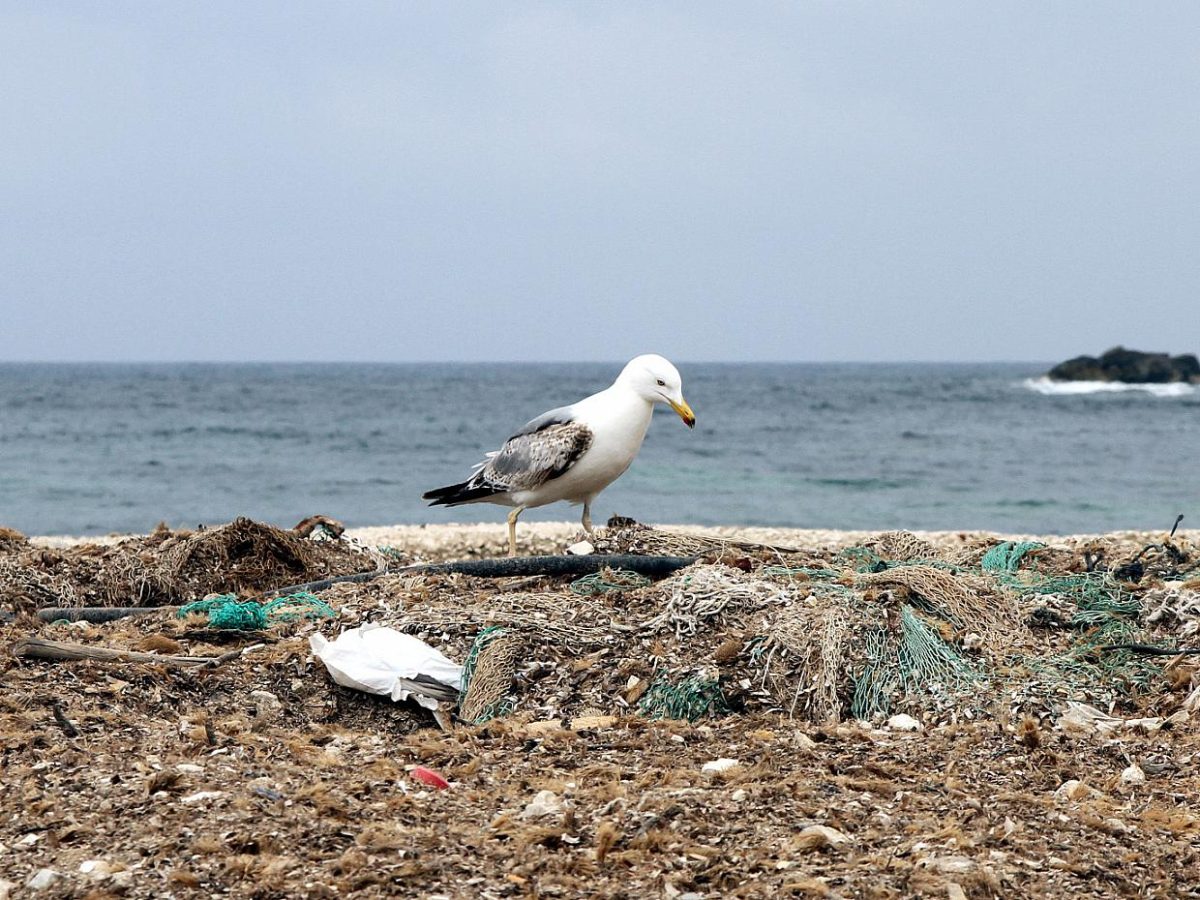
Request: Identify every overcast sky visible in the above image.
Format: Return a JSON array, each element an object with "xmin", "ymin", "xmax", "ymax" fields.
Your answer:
[{"xmin": 2, "ymin": 3, "xmax": 1198, "ymax": 363}]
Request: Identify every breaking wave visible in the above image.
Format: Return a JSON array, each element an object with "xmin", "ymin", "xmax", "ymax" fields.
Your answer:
[{"xmin": 1022, "ymin": 377, "xmax": 1196, "ymax": 398}]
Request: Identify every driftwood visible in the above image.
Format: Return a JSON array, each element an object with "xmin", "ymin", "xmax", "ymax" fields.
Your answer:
[{"xmin": 14, "ymin": 636, "xmax": 244, "ymax": 669}]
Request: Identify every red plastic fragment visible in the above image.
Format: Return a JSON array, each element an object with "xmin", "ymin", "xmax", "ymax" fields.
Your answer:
[{"xmin": 410, "ymin": 766, "xmax": 450, "ymax": 789}]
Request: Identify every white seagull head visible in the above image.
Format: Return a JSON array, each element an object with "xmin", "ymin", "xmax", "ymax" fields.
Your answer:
[{"xmin": 616, "ymin": 354, "xmax": 696, "ymax": 428}]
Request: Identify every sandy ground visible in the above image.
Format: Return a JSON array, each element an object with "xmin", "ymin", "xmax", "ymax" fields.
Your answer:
[{"xmin": 3, "ymin": 521, "xmax": 1199, "ymax": 898}]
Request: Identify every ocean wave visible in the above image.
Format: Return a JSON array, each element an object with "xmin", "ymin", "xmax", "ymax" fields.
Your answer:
[{"xmin": 1022, "ymin": 377, "xmax": 1196, "ymax": 398}]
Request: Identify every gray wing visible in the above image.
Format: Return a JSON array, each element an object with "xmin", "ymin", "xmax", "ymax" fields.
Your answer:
[{"xmin": 470, "ymin": 412, "xmax": 593, "ymax": 493}]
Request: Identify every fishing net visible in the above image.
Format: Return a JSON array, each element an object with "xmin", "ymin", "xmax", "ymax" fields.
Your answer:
[
  {"xmin": 570, "ymin": 568, "xmax": 652, "ymax": 596},
  {"xmin": 640, "ymin": 566, "xmax": 786, "ymax": 638},
  {"xmin": 638, "ymin": 670, "xmax": 729, "ymax": 722},
  {"xmin": 458, "ymin": 626, "xmax": 523, "ymax": 724}
]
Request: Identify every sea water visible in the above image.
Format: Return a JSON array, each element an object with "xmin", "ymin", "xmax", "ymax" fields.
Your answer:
[{"xmin": 0, "ymin": 362, "xmax": 1196, "ymax": 536}]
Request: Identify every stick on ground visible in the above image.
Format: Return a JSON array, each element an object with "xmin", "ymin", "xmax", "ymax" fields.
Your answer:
[{"xmin": 14, "ymin": 636, "xmax": 244, "ymax": 669}]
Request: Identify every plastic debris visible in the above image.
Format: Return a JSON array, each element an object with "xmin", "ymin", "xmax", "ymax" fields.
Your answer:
[
  {"xmin": 701, "ymin": 758, "xmax": 740, "ymax": 775},
  {"xmin": 520, "ymin": 790, "xmax": 564, "ymax": 819},
  {"xmin": 410, "ymin": 766, "xmax": 450, "ymax": 790},
  {"xmin": 309, "ymin": 624, "xmax": 463, "ymax": 710}
]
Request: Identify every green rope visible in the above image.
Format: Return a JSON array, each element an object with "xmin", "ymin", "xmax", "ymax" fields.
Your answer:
[
  {"xmin": 570, "ymin": 568, "xmax": 652, "ymax": 596},
  {"xmin": 177, "ymin": 591, "xmax": 336, "ymax": 630},
  {"xmin": 638, "ymin": 672, "xmax": 728, "ymax": 722}
]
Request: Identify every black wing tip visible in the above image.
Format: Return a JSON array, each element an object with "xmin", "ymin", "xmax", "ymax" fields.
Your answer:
[{"xmin": 423, "ymin": 482, "xmax": 499, "ymax": 507}]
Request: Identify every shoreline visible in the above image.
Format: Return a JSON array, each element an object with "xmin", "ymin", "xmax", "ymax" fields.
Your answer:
[{"xmin": 28, "ymin": 520, "xmax": 1197, "ymax": 553}]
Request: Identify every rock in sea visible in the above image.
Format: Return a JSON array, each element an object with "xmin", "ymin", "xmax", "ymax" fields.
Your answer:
[{"xmin": 1048, "ymin": 346, "xmax": 1200, "ymax": 384}]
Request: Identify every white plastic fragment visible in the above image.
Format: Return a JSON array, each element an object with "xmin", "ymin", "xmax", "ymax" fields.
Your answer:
[
  {"xmin": 886, "ymin": 713, "xmax": 922, "ymax": 732},
  {"xmin": 1059, "ymin": 701, "xmax": 1165, "ymax": 736},
  {"xmin": 520, "ymin": 790, "xmax": 564, "ymax": 819},
  {"xmin": 918, "ymin": 855, "xmax": 977, "ymax": 875},
  {"xmin": 567, "ymin": 540, "xmax": 595, "ymax": 556},
  {"xmin": 701, "ymin": 758, "xmax": 740, "ymax": 775},
  {"xmin": 309, "ymin": 624, "xmax": 463, "ymax": 710},
  {"xmin": 180, "ymin": 791, "xmax": 226, "ymax": 805}
]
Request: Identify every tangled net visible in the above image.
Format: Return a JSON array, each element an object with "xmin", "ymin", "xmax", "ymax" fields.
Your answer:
[
  {"xmin": 458, "ymin": 626, "xmax": 523, "ymax": 724},
  {"xmin": 177, "ymin": 591, "xmax": 337, "ymax": 630}
]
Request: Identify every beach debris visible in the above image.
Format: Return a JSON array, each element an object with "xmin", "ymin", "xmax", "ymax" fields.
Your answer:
[
  {"xmin": 701, "ymin": 758, "xmax": 740, "ymax": 775},
  {"xmin": 1120, "ymin": 762, "xmax": 1147, "ymax": 785},
  {"xmin": 458, "ymin": 626, "xmax": 522, "ymax": 724},
  {"xmin": 886, "ymin": 713, "xmax": 923, "ymax": 732},
  {"xmin": 520, "ymin": 790, "xmax": 565, "ymax": 819},
  {"xmin": 793, "ymin": 825, "xmax": 851, "ymax": 850},
  {"xmin": 1057, "ymin": 701, "xmax": 1167, "ymax": 736},
  {"xmin": 25, "ymin": 869, "xmax": 62, "ymax": 891},
  {"xmin": 14, "ymin": 636, "xmax": 244, "ymax": 669},
  {"xmin": 410, "ymin": 766, "xmax": 451, "ymax": 790},
  {"xmin": 177, "ymin": 591, "xmax": 336, "ymax": 630},
  {"xmin": 1054, "ymin": 780, "xmax": 1101, "ymax": 802},
  {"xmin": 4, "ymin": 520, "xmax": 1200, "ymax": 897},
  {"xmin": 309, "ymin": 624, "xmax": 462, "ymax": 710},
  {"xmin": 180, "ymin": 791, "xmax": 226, "ymax": 805},
  {"xmin": 567, "ymin": 540, "xmax": 594, "ymax": 555},
  {"xmin": 570, "ymin": 567, "xmax": 652, "ymax": 596}
]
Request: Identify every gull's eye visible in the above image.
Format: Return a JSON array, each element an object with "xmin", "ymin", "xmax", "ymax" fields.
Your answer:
[{"xmin": 656, "ymin": 379, "xmax": 666, "ymax": 387}]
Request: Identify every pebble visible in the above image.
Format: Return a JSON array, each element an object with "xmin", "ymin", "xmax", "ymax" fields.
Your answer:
[
  {"xmin": 886, "ymin": 713, "xmax": 923, "ymax": 732},
  {"xmin": 701, "ymin": 758, "xmax": 740, "ymax": 775},
  {"xmin": 1120, "ymin": 763, "xmax": 1146, "ymax": 785},
  {"xmin": 731, "ymin": 788, "xmax": 748, "ymax": 802},
  {"xmin": 566, "ymin": 540, "xmax": 595, "ymax": 555},
  {"xmin": 176, "ymin": 763, "xmax": 204, "ymax": 775},
  {"xmin": 26, "ymin": 869, "xmax": 61, "ymax": 891}
]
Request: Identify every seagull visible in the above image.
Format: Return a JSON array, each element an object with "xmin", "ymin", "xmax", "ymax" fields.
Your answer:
[{"xmin": 423, "ymin": 354, "xmax": 696, "ymax": 556}]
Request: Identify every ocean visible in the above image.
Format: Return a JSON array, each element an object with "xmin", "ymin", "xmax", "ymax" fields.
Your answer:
[{"xmin": 0, "ymin": 362, "xmax": 1196, "ymax": 537}]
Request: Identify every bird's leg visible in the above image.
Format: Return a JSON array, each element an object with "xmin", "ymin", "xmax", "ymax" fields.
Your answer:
[
  {"xmin": 581, "ymin": 501, "xmax": 594, "ymax": 535},
  {"xmin": 506, "ymin": 506, "xmax": 526, "ymax": 558}
]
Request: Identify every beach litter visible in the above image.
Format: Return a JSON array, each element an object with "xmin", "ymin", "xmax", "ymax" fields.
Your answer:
[
  {"xmin": 309, "ymin": 624, "xmax": 462, "ymax": 710},
  {"xmin": 3, "ymin": 517, "xmax": 1200, "ymax": 896}
]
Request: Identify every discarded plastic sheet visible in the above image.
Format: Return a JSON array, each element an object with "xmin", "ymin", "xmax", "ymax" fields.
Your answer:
[{"xmin": 309, "ymin": 624, "xmax": 463, "ymax": 710}]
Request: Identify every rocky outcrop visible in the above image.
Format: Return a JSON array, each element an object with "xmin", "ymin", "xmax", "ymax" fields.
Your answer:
[{"xmin": 1048, "ymin": 346, "xmax": 1200, "ymax": 383}]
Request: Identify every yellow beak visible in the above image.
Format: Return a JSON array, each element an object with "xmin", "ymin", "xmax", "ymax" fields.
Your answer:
[{"xmin": 669, "ymin": 398, "xmax": 696, "ymax": 429}]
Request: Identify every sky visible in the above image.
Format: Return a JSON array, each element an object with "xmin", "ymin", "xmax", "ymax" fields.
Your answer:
[{"xmin": 2, "ymin": 3, "xmax": 1198, "ymax": 364}]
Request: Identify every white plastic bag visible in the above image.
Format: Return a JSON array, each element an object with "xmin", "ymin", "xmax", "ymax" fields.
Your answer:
[{"xmin": 309, "ymin": 624, "xmax": 463, "ymax": 710}]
